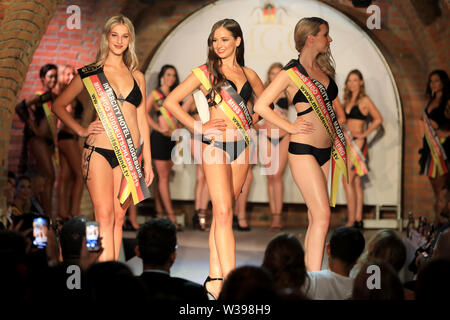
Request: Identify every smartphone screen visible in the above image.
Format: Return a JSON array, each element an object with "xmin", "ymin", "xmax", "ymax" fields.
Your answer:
[
  {"xmin": 33, "ymin": 217, "xmax": 48, "ymax": 249},
  {"xmin": 86, "ymin": 221, "xmax": 100, "ymax": 251}
]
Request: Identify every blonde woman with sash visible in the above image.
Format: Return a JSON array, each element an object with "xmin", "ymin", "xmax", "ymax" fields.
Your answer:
[
  {"xmin": 254, "ymin": 17, "xmax": 347, "ymax": 271},
  {"xmin": 164, "ymin": 19, "xmax": 267, "ymax": 299},
  {"xmin": 53, "ymin": 15, "xmax": 153, "ymax": 261},
  {"xmin": 341, "ymin": 70, "xmax": 383, "ymax": 229}
]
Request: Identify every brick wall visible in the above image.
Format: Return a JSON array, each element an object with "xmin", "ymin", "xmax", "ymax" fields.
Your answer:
[{"xmin": 2, "ymin": 0, "xmax": 449, "ymax": 225}]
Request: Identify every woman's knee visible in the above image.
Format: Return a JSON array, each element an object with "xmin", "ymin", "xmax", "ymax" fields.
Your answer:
[
  {"xmin": 309, "ymin": 209, "xmax": 331, "ymax": 230},
  {"xmin": 213, "ymin": 204, "xmax": 233, "ymax": 224},
  {"xmin": 95, "ymin": 208, "xmax": 114, "ymax": 227}
]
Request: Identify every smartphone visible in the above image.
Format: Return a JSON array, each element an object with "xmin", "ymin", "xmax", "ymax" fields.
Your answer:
[
  {"xmin": 86, "ymin": 221, "xmax": 100, "ymax": 251},
  {"xmin": 32, "ymin": 217, "xmax": 48, "ymax": 249}
]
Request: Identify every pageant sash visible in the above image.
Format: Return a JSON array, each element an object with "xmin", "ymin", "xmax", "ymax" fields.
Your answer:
[
  {"xmin": 152, "ymin": 89, "xmax": 176, "ymax": 131},
  {"xmin": 343, "ymin": 126, "xmax": 368, "ymax": 177},
  {"xmin": 36, "ymin": 90, "xmax": 59, "ymax": 167},
  {"xmin": 192, "ymin": 64, "xmax": 252, "ymax": 146},
  {"xmin": 423, "ymin": 111, "xmax": 448, "ymax": 177},
  {"xmin": 285, "ymin": 62, "xmax": 347, "ymax": 206},
  {"xmin": 78, "ymin": 64, "xmax": 150, "ymax": 204}
]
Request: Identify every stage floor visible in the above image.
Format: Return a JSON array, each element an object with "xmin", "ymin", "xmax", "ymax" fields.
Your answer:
[{"xmin": 122, "ymin": 226, "xmax": 385, "ymax": 285}]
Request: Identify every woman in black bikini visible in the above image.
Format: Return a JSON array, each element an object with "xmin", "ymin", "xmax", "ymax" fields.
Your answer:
[
  {"xmin": 53, "ymin": 15, "xmax": 153, "ymax": 261},
  {"xmin": 419, "ymin": 70, "xmax": 450, "ymax": 224},
  {"xmin": 164, "ymin": 19, "xmax": 266, "ymax": 299},
  {"xmin": 257, "ymin": 62, "xmax": 290, "ymax": 231},
  {"xmin": 254, "ymin": 17, "xmax": 344, "ymax": 271},
  {"xmin": 56, "ymin": 65, "xmax": 84, "ymax": 220},
  {"xmin": 145, "ymin": 65, "xmax": 182, "ymax": 228},
  {"xmin": 341, "ymin": 70, "xmax": 382, "ymax": 228},
  {"xmin": 15, "ymin": 64, "xmax": 58, "ymax": 219}
]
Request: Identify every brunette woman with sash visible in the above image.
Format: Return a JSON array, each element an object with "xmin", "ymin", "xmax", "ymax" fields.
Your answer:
[
  {"xmin": 15, "ymin": 64, "xmax": 59, "ymax": 220},
  {"xmin": 256, "ymin": 62, "xmax": 291, "ymax": 231},
  {"xmin": 145, "ymin": 65, "xmax": 182, "ymax": 229},
  {"xmin": 341, "ymin": 70, "xmax": 382, "ymax": 228},
  {"xmin": 419, "ymin": 70, "xmax": 450, "ymax": 224},
  {"xmin": 254, "ymin": 17, "xmax": 347, "ymax": 271},
  {"xmin": 164, "ymin": 19, "xmax": 265, "ymax": 299},
  {"xmin": 56, "ymin": 65, "xmax": 84, "ymax": 220},
  {"xmin": 53, "ymin": 15, "xmax": 153, "ymax": 261}
]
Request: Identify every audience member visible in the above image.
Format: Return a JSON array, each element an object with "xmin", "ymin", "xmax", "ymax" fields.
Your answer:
[
  {"xmin": 415, "ymin": 258, "xmax": 450, "ymax": 300},
  {"xmin": 219, "ymin": 266, "xmax": 278, "ymax": 301},
  {"xmin": 261, "ymin": 233, "xmax": 307, "ymax": 296},
  {"xmin": 352, "ymin": 260, "xmax": 404, "ymax": 300},
  {"xmin": 136, "ymin": 218, "xmax": 208, "ymax": 301},
  {"xmin": 304, "ymin": 227, "xmax": 365, "ymax": 299}
]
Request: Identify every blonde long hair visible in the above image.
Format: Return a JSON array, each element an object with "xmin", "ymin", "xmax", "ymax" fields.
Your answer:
[
  {"xmin": 95, "ymin": 15, "xmax": 139, "ymax": 72},
  {"xmin": 343, "ymin": 69, "xmax": 366, "ymax": 106},
  {"xmin": 264, "ymin": 62, "xmax": 283, "ymax": 87},
  {"xmin": 294, "ymin": 17, "xmax": 335, "ymax": 79}
]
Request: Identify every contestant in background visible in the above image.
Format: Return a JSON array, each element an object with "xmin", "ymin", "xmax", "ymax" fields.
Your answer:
[
  {"xmin": 164, "ymin": 19, "xmax": 264, "ymax": 298},
  {"xmin": 15, "ymin": 64, "xmax": 59, "ymax": 220},
  {"xmin": 341, "ymin": 70, "xmax": 382, "ymax": 229},
  {"xmin": 53, "ymin": 15, "xmax": 153, "ymax": 261},
  {"xmin": 56, "ymin": 65, "xmax": 84, "ymax": 221},
  {"xmin": 254, "ymin": 17, "xmax": 346, "ymax": 271},
  {"xmin": 256, "ymin": 62, "xmax": 291, "ymax": 232},
  {"xmin": 419, "ymin": 70, "xmax": 450, "ymax": 225}
]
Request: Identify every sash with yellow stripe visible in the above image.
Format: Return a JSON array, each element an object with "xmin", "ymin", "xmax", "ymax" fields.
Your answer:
[
  {"xmin": 36, "ymin": 90, "xmax": 59, "ymax": 167},
  {"xmin": 285, "ymin": 60, "xmax": 347, "ymax": 206},
  {"xmin": 78, "ymin": 64, "xmax": 150, "ymax": 204},
  {"xmin": 422, "ymin": 111, "xmax": 448, "ymax": 178},
  {"xmin": 152, "ymin": 89, "xmax": 176, "ymax": 131},
  {"xmin": 343, "ymin": 126, "xmax": 368, "ymax": 177},
  {"xmin": 192, "ymin": 64, "xmax": 252, "ymax": 146}
]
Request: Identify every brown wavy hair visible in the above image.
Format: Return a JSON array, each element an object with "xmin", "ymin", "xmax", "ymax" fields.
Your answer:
[
  {"xmin": 343, "ymin": 69, "xmax": 366, "ymax": 106},
  {"xmin": 294, "ymin": 17, "xmax": 335, "ymax": 79},
  {"xmin": 206, "ymin": 19, "xmax": 245, "ymax": 105},
  {"xmin": 264, "ymin": 62, "xmax": 283, "ymax": 87}
]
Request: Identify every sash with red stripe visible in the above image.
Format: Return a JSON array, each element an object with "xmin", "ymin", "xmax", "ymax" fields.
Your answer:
[
  {"xmin": 284, "ymin": 60, "xmax": 347, "ymax": 206},
  {"xmin": 422, "ymin": 111, "xmax": 448, "ymax": 178},
  {"xmin": 343, "ymin": 126, "xmax": 368, "ymax": 177},
  {"xmin": 78, "ymin": 64, "xmax": 150, "ymax": 204},
  {"xmin": 36, "ymin": 90, "xmax": 59, "ymax": 167},
  {"xmin": 192, "ymin": 64, "xmax": 253, "ymax": 146},
  {"xmin": 152, "ymin": 89, "xmax": 176, "ymax": 131}
]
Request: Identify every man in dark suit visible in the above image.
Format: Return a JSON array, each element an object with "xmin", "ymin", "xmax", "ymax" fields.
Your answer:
[{"xmin": 136, "ymin": 218, "xmax": 208, "ymax": 301}]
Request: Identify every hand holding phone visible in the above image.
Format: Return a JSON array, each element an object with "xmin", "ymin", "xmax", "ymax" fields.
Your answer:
[
  {"xmin": 33, "ymin": 217, "xmax": 48, "ymax": 249},
  {"xmin": 86, "ymin": 221, "xmax": 100, "ymax": 251}
]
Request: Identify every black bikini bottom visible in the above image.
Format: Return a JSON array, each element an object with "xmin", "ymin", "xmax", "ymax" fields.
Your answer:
[
  {"xmin": 288, "ymin": 142, "xmax": 331, "ymax": 166},
  {"xmin": 266, "ymin": 134, "xmax": 287, "ymax": 146},
  {"xmin": 58, "ymin": 130, "xmax": 76, "ymax": 141},
  {"xmin": 84, "ymin": 143, "xmax": 119, "ymax": 168},
  {"xmin": 201, "ymin": 136, "xmax": 247, "ymax": 162}
]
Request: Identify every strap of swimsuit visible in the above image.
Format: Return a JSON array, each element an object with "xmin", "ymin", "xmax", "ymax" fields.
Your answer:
[{"xmin": 83, "ymin": 143, "xmax": 96, "ymax": 182}]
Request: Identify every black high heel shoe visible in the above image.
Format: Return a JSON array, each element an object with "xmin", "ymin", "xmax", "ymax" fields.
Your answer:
[
  {"xmin": 193, "ymin": 210, "xmax": 207, "ymax": 231},
  {"xmin": 352, "ymin": 221, "xmax": 364, "ymax": 229},
  {"xmin": 236, "ymin": 218, "xmax": 251, "ymax": 232},
  {"xmin": 204, "ymin": 276, "xmax": 223, "ymax": 300}
]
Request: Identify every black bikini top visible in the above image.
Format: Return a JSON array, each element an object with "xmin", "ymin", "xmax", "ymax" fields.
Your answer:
[
  {"xmin": 227, "ymin": 79, "xmax": 253, "ymax": 104},
  {"xmin": 426, "ymin": 103, "xmax": 447, "ymax": 128},
  {"xmin": 346, "ymin": 105, "xmax": 368, "ymax": 121},
  {"xmin": 103, "ymin": 67, "xmax": 142, "ymax": 107},
  {"xmin": 283, "ymin": 59, "xmax": 338, "ymax": 117},
  {"xmin": 276, "ymin": 97, "xmax": 289, "ymax": 110}
]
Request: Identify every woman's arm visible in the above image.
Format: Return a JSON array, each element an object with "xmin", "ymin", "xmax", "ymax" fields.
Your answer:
[
  {"xmin": 164, "ymin": 72, "xmax": 226, "ymax": 134},
  {"xmin": 145, "ymin": 92, "xmax": 164, "ymax": 132},
  {"xmin": 357, "ymin": 96, "xmax": 383, "ymax": 138},
  {"xmin": 254, "ymin": 70, "xmax": 313, "ymax": 134},
  {"xmin": 135, "ymin": 71, "xmax": 153, "ymax": 186},
  {"xmin": 52, "ymin": 74, "xmax": 103, "ymax": 137}
]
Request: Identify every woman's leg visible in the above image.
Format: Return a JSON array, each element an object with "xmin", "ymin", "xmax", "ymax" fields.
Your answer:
[
  {"xmin": 112, "ymin": 167, "xmax": 132, "ymax": 260},
  {"xmin": 235, "ymin": 167, "xmax": 253, "ymax": 228},
  {"xmin": 289, "ymin": 154, "xmax": 330, "ymax": 271},
  {"xmin": 202, "ymin": 144, "xmax": 250, "ymax": 297},
  {"xmin": 154, "ymin": 159, "xmax": 176, "ymax": 221},
  {"xmin": 152, "ymin": 175, "xmax": 164, "ymax": 217},
  {"xmin": 82, "ymin": 149, "xmax": 115, "ymax": 261},
  {"xmin": 342, "ymin": 169, "xmax": 357, "ymax": 226},
  {"xmin": 127, "ymin": 203, "xmax": 139, "ymax": 229},
  {"xmin": 29, "ymin": 138, "xmax": 55, "ymax": 218},
  {"xmin": 56, "ymin": 154, "xmax": 70, "ymax": 218},
  {"xmin": 59, "ymin": 139, "xmax": 83, "ymax": 216},
  {"xmin": 354, "ymin": 175, "xmax": 364, "ymax": 222}
]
